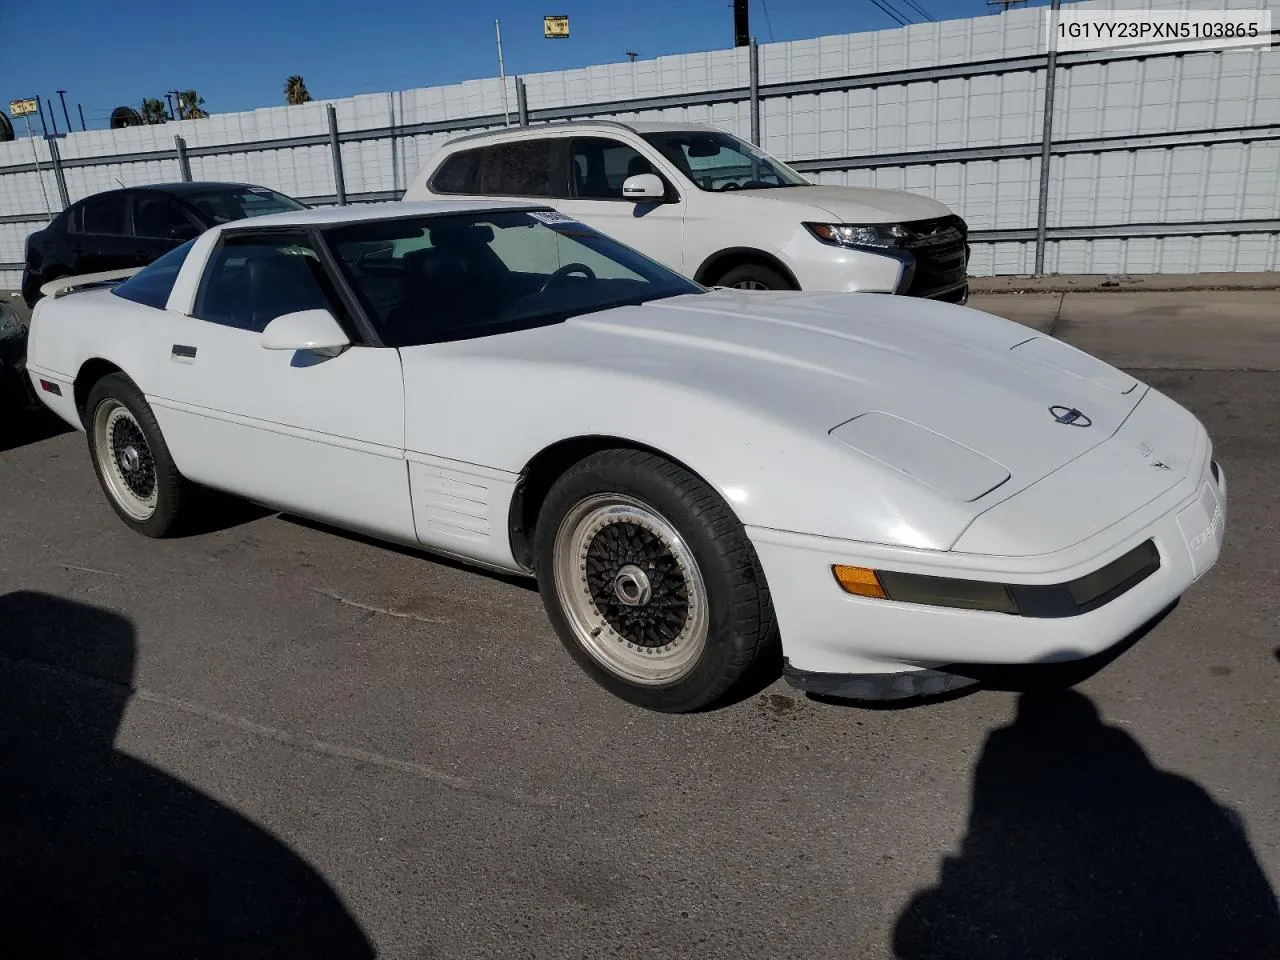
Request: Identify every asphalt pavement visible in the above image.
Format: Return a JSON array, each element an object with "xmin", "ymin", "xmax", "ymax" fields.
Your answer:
[{"xmin": 1, "ymin": 290, "xmax": 1278, "ymax": 958}]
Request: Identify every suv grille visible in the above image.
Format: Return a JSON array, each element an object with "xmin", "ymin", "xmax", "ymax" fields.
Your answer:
[{"xmin": 898, "ymin": 215, "xmax": 969, "ymax": 302}]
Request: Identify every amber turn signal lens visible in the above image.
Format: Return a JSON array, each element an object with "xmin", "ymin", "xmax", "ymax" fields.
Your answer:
[{"xmin": 832, "ymin": 565, "xmax": 888, "ymax": 599}]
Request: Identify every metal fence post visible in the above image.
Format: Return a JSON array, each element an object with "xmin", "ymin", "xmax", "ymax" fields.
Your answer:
[
  {"xmin": 749, "ymin": 37, "xmax": 761, "ymax": 146},
  {"xmin": 1034, "ymin": 0, "xmax": 1061, "ymax": 276},
  {"xmin": 516, "ymin": 76, "xmax": 529, "ymax": 127},
  {"xmin": 174, "ymin": 135, "xmax": 193, "ymax": 181},
  {"xmin": 326, "ymin": 104, "xmax": 347, "ymax": 205},
  {"xmin": 46, "ymin": 136, "xmax": 71, "ymax": 209}
]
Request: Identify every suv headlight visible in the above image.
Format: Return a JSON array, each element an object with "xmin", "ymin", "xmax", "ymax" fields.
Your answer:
[{"xmin": 804, "ymin": 222, "xmax": 911, "ymax": 249}]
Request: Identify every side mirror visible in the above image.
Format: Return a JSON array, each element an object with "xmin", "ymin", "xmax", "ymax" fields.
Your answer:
[
  {"xmin": 261, "ymin": 309, "xmax": 351, "ymax": 357},
  {"xmin": 168, "ymin": 223, "xmax": 202, "ymax": 241},
  {"xmin": 621, "ymin": 173, "xmax": 667, "ymax": 202}
]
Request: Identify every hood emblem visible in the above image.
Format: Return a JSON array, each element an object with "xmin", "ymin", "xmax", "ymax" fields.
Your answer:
[{"xmin": 1049, "ymin": 405, "xmax": 1092, "ymax": 427}]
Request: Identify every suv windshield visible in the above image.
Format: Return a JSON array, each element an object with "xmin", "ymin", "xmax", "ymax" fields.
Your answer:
[
  {"xmin": 640, "ymin": 130, "xmax": 810, "ymax": 192},
  {"xmin": 324, "ymin": 209, "xmax": 704, "ymax": 347},
  {"xmin": 185, "ymin": 186, "xmax": 307, "ymax": 224}
]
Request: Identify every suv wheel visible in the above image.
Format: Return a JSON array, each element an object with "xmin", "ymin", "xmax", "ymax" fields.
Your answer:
[{"xmin": 714, "ymin": 263, "xmax": 793, "ymax": 291}]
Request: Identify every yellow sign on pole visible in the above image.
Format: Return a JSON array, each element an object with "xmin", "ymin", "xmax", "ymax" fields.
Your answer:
[
  {"xmin": 9, "ymin": 98, "xmax": 38, "ymax": 117},
  {"xmin": 544, "ymin": 15, "xmax": 569, "ymax": 39}
]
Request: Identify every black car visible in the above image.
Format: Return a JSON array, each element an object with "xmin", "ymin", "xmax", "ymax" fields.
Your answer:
[
  {"xmin": 0, "ymin": 300, "xmax": 38, "ymax": 413},
  {"xmin": 20, "ymin": 182, "xmax": 307, "ymax": 307}
]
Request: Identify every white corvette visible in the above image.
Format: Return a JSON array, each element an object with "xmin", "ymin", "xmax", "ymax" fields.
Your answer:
[{"xmin": 26, "ymin": 200, "xmax": 1226, "ymax": 711}]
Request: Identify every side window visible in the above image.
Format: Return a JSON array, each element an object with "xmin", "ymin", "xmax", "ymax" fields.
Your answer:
[
  {"xmin": 430, "ymin": 148, "xmax": 483, "ymax": 194},
  {"xmin": 79, "ymin": 193, "xmax": 128, "ymax": 236},
  {"xmin": 476, "ymin": 139, "xmax": 561, "ymax": 197},
  {"xmin": 569, "ymin": 137, "xmax": 665, "ymax": 201},
  {"xmin": 133, "ymin": 194, "xmax": 199, "ymax": 239},
  {"xmin": 193, "ymin": 232, "xmax": 341, "ymax": 334},
  {"xmin": 111, "ymin": 239, "xmax": 197, "ymax": 310}
]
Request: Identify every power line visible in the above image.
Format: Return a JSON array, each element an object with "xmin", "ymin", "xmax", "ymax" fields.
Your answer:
[
  {"xmin": 759, "ymin": 0, "xmax": 776, "ymax": 41},
  {"xmin": 898, "ymin": 0, "xmax": 937, "ymax": 21},
  {"xmin": 866, "ymin": 0, "xmax": 911, "ymax": 27}
]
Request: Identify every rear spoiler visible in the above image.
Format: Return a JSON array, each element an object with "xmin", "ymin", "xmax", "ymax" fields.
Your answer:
[{"xmin": 41, "ymin": 267, "xmax": 142, "ymax": 300}]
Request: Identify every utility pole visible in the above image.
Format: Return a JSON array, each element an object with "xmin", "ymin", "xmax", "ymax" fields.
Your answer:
[
  {"xmin": 495, "ymin": 20, "xmax": 511, "ymax": 127},
  {"xmin": 77, "ymin": 104, "xmax": 87, "ymax": 131},
  {"xmin": 165, "ymin": 91, "xmax": 178, "ymax": 121},
  {"xmin": 626, "ymin": 50, "xmax": 639, "ymax": 62},
  {"xmin": 56, "ymin": 91, "xmax": 72, "ymax": 133},
  {"xmin": 1034, "ymin": 0, "xmax": 1061, "ymax": 276},
  {"xmin": 22, "ymin": 113, "xmax": 55, "ymax": 221},
  {"xmin": 733, "ymin": 0, "xmax": 750, "ymax": 46}
]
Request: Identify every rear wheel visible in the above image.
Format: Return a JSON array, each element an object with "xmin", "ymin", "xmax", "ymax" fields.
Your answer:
[
  {"xmin": 85, "ymin": 372, "xmax": 192, "ymax": 537},
  {"xmin": 534, "ymin": 449, "xmax": 777, "ymax": 712},
  {"xmin": 713, "ymin": 262, "xmax": 793, "ymax": 291}
]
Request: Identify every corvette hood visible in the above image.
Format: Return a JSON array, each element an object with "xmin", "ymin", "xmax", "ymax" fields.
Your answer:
[{"xmin": 563, "ymin": 290, "xmax": 1146, "ymax": 508}]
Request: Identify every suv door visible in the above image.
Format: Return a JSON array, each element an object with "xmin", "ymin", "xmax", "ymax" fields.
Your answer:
[
  {"xmin": 558, "ymin": 136, "xmax": 686, "ymax": 273},
  {"xmin": 67, "ymin": 191, "xmax": 136, "ymax": 274},
  {"xmin": 130, "ymin": 192, "xmax": 203, "ymax": 265}
]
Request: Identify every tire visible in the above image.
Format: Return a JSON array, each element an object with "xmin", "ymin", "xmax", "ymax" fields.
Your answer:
[
  {"xmin": 534, "ymin": 449, "xmax": 777, "ymax": 712},
  {"xmin": 713, "ymin": 262, "xmax": 793, "ymax": 291},
  {"xmin": 84, "ymin": 372, "xmax": 193, "ymax": 538}
]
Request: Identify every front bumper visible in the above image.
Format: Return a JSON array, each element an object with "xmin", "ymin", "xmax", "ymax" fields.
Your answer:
[{"xmin": 747, "ymin": 452, "xmax": 1226, "ymax": 699}]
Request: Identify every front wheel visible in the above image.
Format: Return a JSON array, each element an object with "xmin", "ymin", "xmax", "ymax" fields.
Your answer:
[
  {"xmin": 85, "ymin": 372, "xmax": 193, "ymax": 537},
  {"xmin": 534, "ymin": 449, "xmax": 777, "ymax": 712},
  {"xmin": 713, "ymin": 263, "xmax": 793, "ymax": 291}
]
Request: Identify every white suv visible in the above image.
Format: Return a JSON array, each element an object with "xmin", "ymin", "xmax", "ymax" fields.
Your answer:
[{"xmin": 404, "ymin": 120, "xmax": 970, "ymax": 300}]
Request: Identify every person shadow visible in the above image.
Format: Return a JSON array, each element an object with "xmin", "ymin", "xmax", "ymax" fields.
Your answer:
[
  {"xmin": 0, "ymin": 590, "xmax": 376, "ymax": 958},
  {"xmin": 893, "ymin": 690, "xmax": 1280, "ymax": 960}
]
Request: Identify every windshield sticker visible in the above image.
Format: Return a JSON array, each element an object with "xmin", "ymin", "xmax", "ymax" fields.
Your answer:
[{"xmin": 528, "ymin": 210, "xmax": 578, "ymax": 225}]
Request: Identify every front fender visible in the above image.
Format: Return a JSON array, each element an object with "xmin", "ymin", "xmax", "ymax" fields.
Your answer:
[{"xmin": 401, "ymin": 350, "xmax": 972, "ymax": 551}]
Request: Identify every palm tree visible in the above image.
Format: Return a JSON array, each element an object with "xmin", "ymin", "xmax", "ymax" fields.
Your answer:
[
  {"xmin": 284, "ymin": 76, "xmax": 312, "ymax": 106},
  {"xmin": 141, "ymin": 98, "xmax": 168, "ymax": 124},
  {"xmin": 176, "ymin": 90, "xmax": 208, "ymax": 120}
]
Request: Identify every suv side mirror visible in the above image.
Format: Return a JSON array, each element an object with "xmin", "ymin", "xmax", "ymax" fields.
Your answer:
[
  {"xmin": 621, "ymin": 173, "xmax": 667, "ymax": 202},
  {"xmin": 261, "ymin": 309, "xmax": 350, "ymax": 357}
]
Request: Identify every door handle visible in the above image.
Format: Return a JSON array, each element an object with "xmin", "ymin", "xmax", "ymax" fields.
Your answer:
[{"xmin": 171, "ymin": 344, "xmax": 196, "ymax": 364}]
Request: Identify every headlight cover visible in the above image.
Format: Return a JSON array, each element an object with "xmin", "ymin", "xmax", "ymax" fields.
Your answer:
[{"xmin": 804, "ymin": 222, "xmax": 911, "ymax": 249}]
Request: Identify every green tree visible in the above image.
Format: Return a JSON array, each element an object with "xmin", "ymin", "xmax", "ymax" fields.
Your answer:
[
  {"xmin": 141, "ymin": 98, "xmax": 168, "ymax": 124},
  {"xmin": 176, "ymin": 90, "xmax": 208, "ymax": 120},
  {"xmin": 284, "ymin": 75, "xmax": 312, "ymax": 106}
]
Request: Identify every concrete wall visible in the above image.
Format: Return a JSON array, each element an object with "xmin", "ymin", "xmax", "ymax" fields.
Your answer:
[{"xmin": 3, "ymin": 0, "xmax": 1278, "ymax": 289}]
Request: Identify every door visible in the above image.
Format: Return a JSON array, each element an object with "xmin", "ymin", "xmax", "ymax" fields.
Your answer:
[
  {"xmin": 558, "ymin": 136, "xmax": 687, "ymax": 273},
  {"xmin": 146, "ymin": 229, "xmax": 414, "ymax": 542},
  {"xmin": 68, "ymin": 191, "xmax": 136, "ymax": 274},
  {"xmin": 130, "ymin": 192, "xmax": 201, "ymax": 266}
]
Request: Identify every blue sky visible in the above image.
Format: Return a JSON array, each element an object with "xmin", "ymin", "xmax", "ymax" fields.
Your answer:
[{"xmin": 3, "ymin": 0, "xmax": 1051, "ymax": 128}]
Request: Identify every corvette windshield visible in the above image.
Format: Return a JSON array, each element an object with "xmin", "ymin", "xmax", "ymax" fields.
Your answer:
[{"xmin": 323, "ymin": 210, "xmax": 704, "ymax": 347}]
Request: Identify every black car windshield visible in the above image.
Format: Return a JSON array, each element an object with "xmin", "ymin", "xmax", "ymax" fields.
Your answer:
[
  {"xmin": 640, "ymin": 130, "xmax": 810, "ymax": 192},
  {"xmin": 185, "ymin": 186, "xmax": 306, "ymax": 224},
  {"xmin": 323, "ymin": 210, "xmax": 704, "ymax": 347}
]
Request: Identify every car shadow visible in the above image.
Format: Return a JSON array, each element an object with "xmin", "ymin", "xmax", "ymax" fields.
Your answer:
[
  {"xmin": 0, "ymin": 590, "xmax": 376, "ymax": 957},
  {"xmin": 173, "ymin": 490, "xmax": 277, "ymax": 537},
  {"xmin": 804, "ymin": 602, "xmax": 1177, "ymax": 712},
  {"xmin": 892, "ymin": 689, "xmax": 1280, "ymax": 959},
  {"xmin": 0, "ymin": 406, "xmax": 72, "ymax": 453},
  {"xmin": 279, "ymin": 513, "xmax": 538, "ymax": 592}
]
